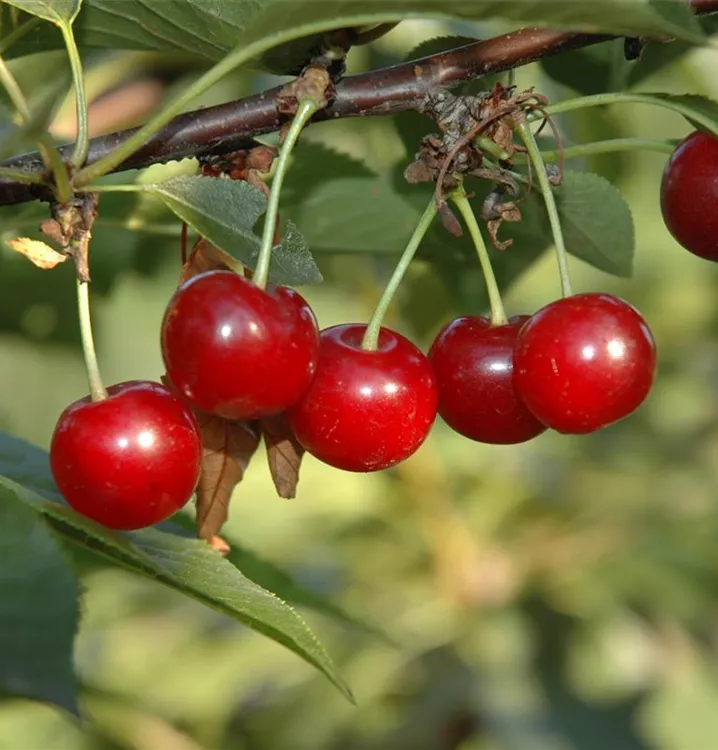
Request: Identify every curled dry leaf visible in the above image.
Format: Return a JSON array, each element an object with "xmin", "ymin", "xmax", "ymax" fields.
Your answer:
[
  {"xmin": 260, "ymin": 413, "xmax": 305, "ymax": 499},
  {"xmin": 6, "ymin": 237, "xmax": 67, "ymax": 269},
  {"xmin": 194, "ymin": 411, "xmax": 261, "ymax": 540}
]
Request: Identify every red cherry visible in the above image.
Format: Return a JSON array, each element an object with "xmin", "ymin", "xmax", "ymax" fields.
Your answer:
[
  {"xmin": 161, "ymin": 270, "xmax": 319, "ymax": 420},
  {"xmin": 660, "ymin": 131, "xmax": 718, "ymax": 261},
  {"xmin": 50, "ymin": 381, "xmax": 202, "ymax": 530},
  {"xmin": 513, "ymin": 293, "xmax": 656, "ymax": 434},
  {"xmin": 287, "ymin": 324, "xmax": 438, "ymax": 472},
  {"xmin": 429, "ymin": 316, "xmax": 546, "ymax": 444}
]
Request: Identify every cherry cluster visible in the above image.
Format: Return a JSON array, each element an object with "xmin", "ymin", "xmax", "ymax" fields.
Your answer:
[{"xmin": 48, "ymin": 129, "xmax": 714, "ymax": 532}]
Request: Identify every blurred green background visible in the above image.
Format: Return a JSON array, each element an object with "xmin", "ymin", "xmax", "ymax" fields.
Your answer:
[{"xmin": 3, "ymin": 17, "xmax": 718, "ymax": 750}]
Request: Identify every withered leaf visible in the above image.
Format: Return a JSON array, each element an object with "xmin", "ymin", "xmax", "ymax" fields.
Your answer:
[
  {"xmin": 6, "ymin": 237, "xmax": 67, "ymax": 269},
  {"xmin": 487, "ymin": 218, "xmax": 513, "ymax": 251},
  {"xmin": 195, "ymin": 412, "xmax": 261, "ymax": 540},
  {"xmin": 260, "ymin": 413, "xmax": 305, "ymax": 499},
  {"xmin": 179, "ymin": 236, "xmax": 238, "ymax": 284}
]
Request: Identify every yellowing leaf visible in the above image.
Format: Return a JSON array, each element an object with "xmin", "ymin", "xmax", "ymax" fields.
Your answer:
[{"xmin": 6, "ymin": 237, "xmax": 67, "ymax": 269}]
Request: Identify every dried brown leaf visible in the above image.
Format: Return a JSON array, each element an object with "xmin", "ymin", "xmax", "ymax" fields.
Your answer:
[
  {"xmin": 195, "ymin": 412, "xmax": 261, "ymax": 540},
  {"xmin": 260, "ymin": 413, "xmax": 305, "ymax": 499},
  {"xmin": 179, "ymin": 236, "xmax": 238, "ymax": 285},
  {"xmin": 6, "ymin": 237, "xmax": 67, "ymax": 269}
]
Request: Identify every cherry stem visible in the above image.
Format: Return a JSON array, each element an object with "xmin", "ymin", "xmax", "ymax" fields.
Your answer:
[
  {"xmin": 517, "ymin": 119, "xmax": 573, "ymax": 299},
  {"xmin": 475, "ymin": 135, "xmax": 510, "ymax": 162},
  {"xmin": 539, "ymin": 136, "xmax": 676, "ymax": 161},
  {"xmin": 361, "ymin": 195, "xmax": 438, "ymax": 351},
  {"xmin": 253, "ymin": 98, "xmax": 320, "ymax": 290},
  {"xmin": 450, "ymin": 185, "xmax": 508, "ymax": 327},
  {"xmin": 76, "ymin": 278, "xmax": 107, "ymax": 402},
  {"xmin": 60, "ymin": 22, "xmax": 89, "ymax": 168},
  {"xmin": 537, "ymin": 92, "xmax": 718, "ymax": 139}
]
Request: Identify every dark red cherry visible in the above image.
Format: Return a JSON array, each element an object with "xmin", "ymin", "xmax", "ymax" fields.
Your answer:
[
  {"xmin": 287, "ymin": 324, "xmax": 438, "ymax": 472},
  {"xmin": 429, "ymin": 316, "xmax": 546, "ymax": 444},
  {"xmin": 660, "ymin": 130, "xmax": 718, "ymax": 261},
  {"xmin": 161, "ymin": 270, "xmax": 319, "ymax": 420},
  {"xmin": 513, "ymin": 293, "xmax": 656, "ymax": 434},
  {"xmin": 50, "ymin": 381, "xmax": 202, "ymax": 530}
]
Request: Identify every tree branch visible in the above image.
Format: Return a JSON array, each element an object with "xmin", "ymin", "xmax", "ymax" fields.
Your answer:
[{"xmin": 1, "ymin": 2, "xmax": 716, "ymax": 206}]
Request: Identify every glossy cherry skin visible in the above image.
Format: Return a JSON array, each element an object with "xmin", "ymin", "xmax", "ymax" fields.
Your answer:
[
  {"xmin": 287, "ymin": 324, "xmax": 438, "ymax": 472},
  {"xmin": 513, "ymin": 293, "xmax": 656, "ymax": 434},
  {"xmin": 660, "ymin": 131, "xmax": 718, "ymax": 261},
  {"xmin": 429, "ymin": 316, "xmax": 546, "ymax": 444},
  {"xmin": 50, "ymin": 381, "xmax": 202, "ymax": 530},
  {"xmin": 162, "ymin": 270, "xmax": 320, "ymax": 420}
]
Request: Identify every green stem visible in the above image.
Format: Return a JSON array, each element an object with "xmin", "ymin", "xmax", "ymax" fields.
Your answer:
[
  {"xmin": 253, "ymin": 98, "xmax": 320, "ymax": 290},
  {"xmin": 0, "ymin": 16, "xmax": 40, "ymax": 55},
  {"xmin": 475, "ymin": 135, "xmax": 510, "ymax": 162},
  {"xmin": 361, "ymin": 196, "xmax": 437, "ymax": 351},
  {"xmin": 539, "ymin": 137, "xmax": 677, "ymax": 161},
  {"xmin": 42, "ymin": 143, "xmax": 72, "ymax": 203},
  {"xmin": 0, "ymin": 166, "xmax": 44, "ymax": 184},
  {"xmin": 517, "ymin": 120, "xmax": 573, "ymax": 298},
  {"xmin": 60, "ymin": 23, "xmax": 89, "ymax": 167},
  {"xmin": 537, "ymin": 92, "xmax": 718, "ymax": 138},
  {"xmin": 82, "ymin": 183, "xmax": 144, "ymax": 193},
  {"xmin": 450, "ymin": 186, "xmax": 508, "ymax": 327},
  {"xmin": 0, "ymin": 53, "xmax": 71, "ymax": 201},
  {"xmin": 76, "ymin": 278, "xmax": 107, "ymax": 402}
]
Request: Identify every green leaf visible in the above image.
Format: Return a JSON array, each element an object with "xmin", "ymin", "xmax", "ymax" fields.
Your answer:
[
  {"xmin": 225, "ymin": 540, "xmax": 391, "ymax": 642},
  {"xmin": 144, "ymin": 175, "xmax": 323, "ymax": 285},
  {"xmin": 541, "ymin": 41, "xmax": 628, "ymax": 96},
  {"xmin": 1, "ymin": 0, "xmax": 322, "ymax": 71},
  {"xmin": 285, "ymin": 174, "xmax": 419, "ymax": 254},
  {"xmin": 280, "ymin": 141, "xmax": 411, "ymax": 254},
  {"xmin": 2, "ymin": 0, "xmax": 707, "ymax": 67},
  {"xmin": 167, "ymin": 509, "xmax": 390, "ymax": 641},
  {"xmin": 1, "ymin": 0, "xmax": 81, "ymax": 25},
  {"xmin": 282, "ymin": 140, "xmax": 374, "ymax": 202},
  {"xmin": 553, "ymin": 170, "xmax": 634, "ymax": 278},
  {"xmin": 215, "ymin": 0, "xmax": 708, "ymax": 52},
  {"xmin": 0, "ymin": 431, "xmax": 351, "ymax": 700},
  {"xmin": 0, "ymin": 485, "xmax": 79, "ymax": 714},
  {"xmin": 649, "ymin": 0, "xmax": 702, "ymax": 37}
]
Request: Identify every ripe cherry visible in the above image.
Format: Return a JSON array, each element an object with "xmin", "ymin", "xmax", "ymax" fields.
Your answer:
[
  {"xmin": 161, "ymin": 270, "xmax": 319, "ymax": 420},
  {"xmin": 429, "ymin": 316, "xmax": 546, "ymax": 444},
  {"xmin": 660, "ymin": 131, "xmax": 718, "ymax": 261},
  {"xmin": 513, "ymin": 293, "xmax": 656, "ymax": 434},
  {"xmin": 287, "ymin": 324, "xmax": 438, "ymax": 472},
  {"xmin": 50, "ymin": 380, "xmax": 202, "ymax": 530}
]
